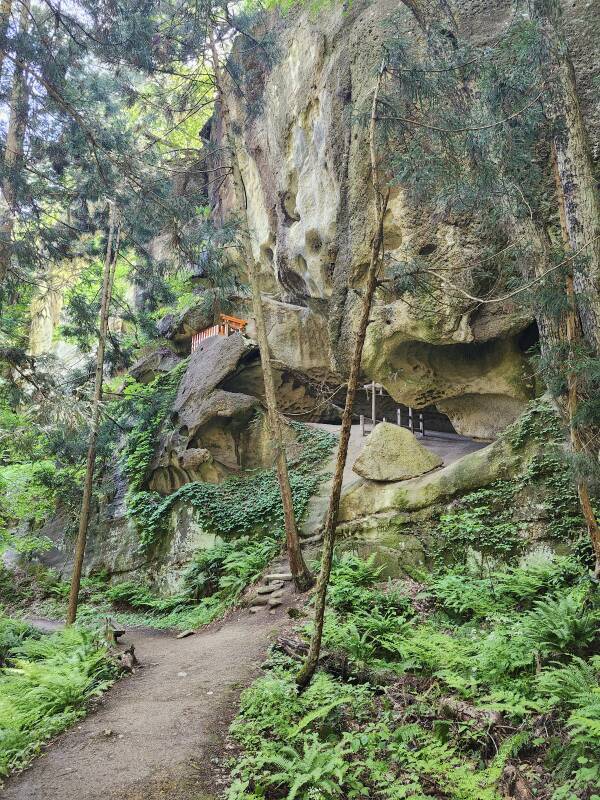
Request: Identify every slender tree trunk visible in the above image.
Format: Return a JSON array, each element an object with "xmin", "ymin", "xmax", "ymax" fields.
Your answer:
[
  {"xmin": 66, "ymin": 203, "xmax": 120, "ymax": 625},
  {"xmin": 209, "ymin": 36, "xmax": 312, "ymax": 591},
  {"xmin": 531, "ymin": 0, "xmax": 600, "ymax": 353},
  {"xmin": 296, "ymin": 64, "xmax": 388, "ymax": 689},
  {"xmin": 0, "ymin": 0, "xmax": 29, "ymax": 286},
  {"xmin": 0, "ymin": 0, "xmax": 13, "ymax": 80},
  {"xmin": 552, "ymin": 149, "xmax": 600, "ymax": 576}
]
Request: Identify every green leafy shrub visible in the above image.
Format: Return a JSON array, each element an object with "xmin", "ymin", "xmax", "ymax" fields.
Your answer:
[
  {"xmin": 326, "ymin": 553, "xmax": 412, "ymax": 616},
  {"xmin": 429, "ymin": 554, "xmax": 581, "ymax": 620}
]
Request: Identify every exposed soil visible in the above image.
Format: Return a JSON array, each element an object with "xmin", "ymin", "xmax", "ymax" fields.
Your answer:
[{"xmin": 2, "ymin": 574, "xmax": 302, "ymax": 800}]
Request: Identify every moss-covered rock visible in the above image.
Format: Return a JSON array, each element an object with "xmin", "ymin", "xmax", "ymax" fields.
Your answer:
[{"xmin": 352, "ymin": 422, "xmax": 443, "ymax": 482}]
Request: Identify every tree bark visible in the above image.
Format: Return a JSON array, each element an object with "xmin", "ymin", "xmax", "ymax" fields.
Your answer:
[
  {"xmin": 552, "ymin": 148, "xmax": 600, "ymax": 576},
  {"xmin": 209, "ymin": 36, "xmax": 312, "ymax": 591},
  {"xmin": 531, "ymin": 0, "xmax": 600, "ymax": 354},
  {"xmin": 66, "ymin": 203, "xmax": 120, "ymax": 625},
  {"xmin": 0, "ymin": 0, "xmax": 13, "ymax": 81},
  {"xmin": 296, "ymin": 63, "xmax": 388, "ymax": 689},
  {"xmin": 0, "ymin": 0, "xmax": 29, "ymax": 286}
]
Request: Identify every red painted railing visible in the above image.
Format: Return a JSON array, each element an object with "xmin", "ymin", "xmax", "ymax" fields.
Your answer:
[{"xmin": 191, "ymin": 314, "xmax": 248, "ymax": 353}]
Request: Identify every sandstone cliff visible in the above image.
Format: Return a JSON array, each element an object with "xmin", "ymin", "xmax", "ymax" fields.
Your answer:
[{"xmin": 210, "ymin": 0, "xmax": 599, "ymax": 439}]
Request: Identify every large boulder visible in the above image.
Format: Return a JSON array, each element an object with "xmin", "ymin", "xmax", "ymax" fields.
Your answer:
[
  {"xmin": 149, "ymin": 333, "xmax": 262, "ymax": 492},
  {"xmin": 147, "ymin": 333, "xmax": 302, "ymax": 493},
  {"xmin": 353, "ymin": 423, "xmax": 443, "ymax": 482}
]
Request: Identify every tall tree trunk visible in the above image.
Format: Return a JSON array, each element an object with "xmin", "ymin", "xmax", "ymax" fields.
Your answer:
[
  {"xmin": 531, "ymin": 0, "xmax": 600, "ymax": 354},
  {"xmin": 296, "ymin": 64, "xmax": 388, "ymax": 689},
  {"xmin": 0, "ymin": 0, "xmax": 13, "ymax": 80},
  {"xmin": 552, "ymin": 149, "xmax": 600, "ymax": 576},
  {"xmin": 209, "ymin": 37, "xmax": 312, "ymax": 591},
  {"xmin": 0, "ymin": 0, "xmax": 29, "ymax": 286},
  {"xmin": 66, "ymin": 203, "xmax": 120, "ymax": 625}
]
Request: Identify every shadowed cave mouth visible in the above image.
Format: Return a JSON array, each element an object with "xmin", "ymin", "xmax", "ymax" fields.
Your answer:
[{"xmin": 333, "ymin": 387, "xmax": 457, "ymax": 435}]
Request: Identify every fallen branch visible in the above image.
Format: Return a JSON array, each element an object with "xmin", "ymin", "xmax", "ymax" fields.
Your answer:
[
  {"xmin": 500, "ymin": 764, "xmax": 535, "ymax": 800},
  {"xmin": 439, "ymin": 696, "xmax": 504, "ymax": 730},
  {"xmin": 275, "ymin": 634, "xmax": 397, "ymax": 686}
]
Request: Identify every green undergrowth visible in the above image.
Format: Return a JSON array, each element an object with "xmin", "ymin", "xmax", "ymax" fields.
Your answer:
[
  {"xmin": 0, "ymin": 615, "xmax": 116, "ymax": 779},
  {"xmin": 227, "ymin": 551, "xmax": 600, "ymax": 800},
  {"xmin": 23, "ymin": 533, "xmax": 281, "ymax": 631},
  {"xmin": 6, "ymin": 423, "xmax": 334, "ymax": 632},
  {"xmin": 127, "ymin": 421, "xmax": 336, "ymax": 551},
  {"xmin": 430, "ymin": 400, "xmax": 591, "ymax": 570}
]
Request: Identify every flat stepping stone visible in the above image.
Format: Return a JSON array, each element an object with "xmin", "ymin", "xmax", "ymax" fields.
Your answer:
[
  {"xmin": 175, "ymin": 629, "xmax": 195, "ymax": 639},
  {"xmin": 268, "ymin": 598, "xmax": 283, "ymax": 608},
  {"xmin": 269, "ymin": 590, "xmax": 285, "ymax": 601},
  {"xmin": 265, "ymin": 573, "xmax": 293, "ymax": 582},
  {"xmin": 246, "ymin": 595, "xmax": 269, "ymax": 606},
  {"xmin": 256, "ymin": 585, "xmax": 276, "ymax": 595},
  {"xmin": 249, "ymin": 606, "xmax": 263, "ymax": 614},
  {"xmin": 266, "ymin": 580, "xmax": 284, "ymax": 591}
]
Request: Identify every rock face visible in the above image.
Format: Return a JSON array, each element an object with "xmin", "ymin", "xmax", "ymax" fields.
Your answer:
[
  {"xmin": 129, "ymin": 347, "xmax": 182, "ymax": 384},
  {"xmin": 210, "ymin": 0, "xmax": 599, "ymax": 439},
  {"xmin": 149, "ymin": 333, "xmax": 262, "ymax": 493},
  {"xmin": 353, "ymin": 423, "xmax": 443, "ymax": 482},
  {"xmin": 148, "ymin": 333, "xmax": 305, "ymax": 493},
  {"xmin": 337, "ymin": 426, "xmax": 532, "ymax": 572}
]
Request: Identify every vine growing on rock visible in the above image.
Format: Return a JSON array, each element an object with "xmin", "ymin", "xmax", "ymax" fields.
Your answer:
[
  {"xmin": 127, "ymin": 422, "xmax": 336, "ymax": 551},
  {"xmin": 117, "ymin": 360, "xmax": 188, "ymax": 494}
]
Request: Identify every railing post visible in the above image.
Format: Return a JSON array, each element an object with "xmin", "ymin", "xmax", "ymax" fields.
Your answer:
[
  {"xmin": 372, "ymin": 385, "xmax": 376, "ymax": 428},
  {"xmin": 360, "ymin": 414, "xmax": 365, "ymax": 436},
  {"xmin": 408, "ymin": 406, "xmax": 413, "ymax": 434},
  {"xmin": 419, "ymin": 412, "xmax": 424, "ymax": 438},
  {"xmin": 396, "ymin": 408, "xmax": 401, "ymax": 427}
]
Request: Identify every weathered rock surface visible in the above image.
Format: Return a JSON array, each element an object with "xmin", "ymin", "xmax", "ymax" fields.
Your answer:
[
  {"xmin": 156, "ymin": 299, "xmax": 217, "ymax": 346},
  {"xmin": 149, "ymin": 334, "xmax": 262, "ymax": 493},
  {"xmin": 353, "ymin": 423, "xmax": 443, "ymax": 482},
  {"xmin": 129, "ymin": 347, "xmax": 182, "ymax": 384},
  {"xmin": 342, "ymin": 436, "xmax": 522, "ymax": 526},
  {"xmin": 148, "ymin": 333, "xmax": 306, "ymax": 493},
  {"xmin": 210, "ymin": 0, "xmax": 599, "ymax": 439}
]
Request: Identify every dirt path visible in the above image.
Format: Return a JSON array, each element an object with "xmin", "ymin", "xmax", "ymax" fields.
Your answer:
[{"xmin": 2, "ymin": 601, "xmax": 296, "ymax": 800}]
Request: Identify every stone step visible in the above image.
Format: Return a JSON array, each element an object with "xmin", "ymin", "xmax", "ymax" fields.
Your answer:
[
  {"xmin": 256, "ymin": 584, "xmax": 277, "ymax": 595},
  {"xmin": 246, "ymin": 595, "xmax": 269, "ymax": 607},
  {"xmin": 249, "ymin": 606, "xmax": 263, "ymax": 614},
  {"xmin": 268, "ymin": 597, "xmax": 283, "ymax": 608},
  {"xmin": 265, "ymin": 573, "xmax": 293, "ymax": 582}
]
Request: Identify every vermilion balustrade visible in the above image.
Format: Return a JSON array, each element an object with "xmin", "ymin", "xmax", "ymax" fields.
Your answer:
[{"xmin": 191, "ymin": 314, "xmax": 248, "ymax": 353}]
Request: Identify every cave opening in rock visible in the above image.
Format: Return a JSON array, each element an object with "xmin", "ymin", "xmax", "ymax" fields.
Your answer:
[
  {"xmin": 330, "ymin": 386, "xmax": 457, "ymax": 435},
  {"xmin": 518, "ymin": 320, "xmax": 540, "ymax": 354}
]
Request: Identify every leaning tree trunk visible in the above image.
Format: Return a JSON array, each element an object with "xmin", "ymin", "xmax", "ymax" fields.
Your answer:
[
  {"xmin": 66, "ymin": 203, "xmax": 120, "ymax": 625},
  {"xmin": 531, "ymin": 0, "xmax": 600, "ymax": 354},
  {"xmin": 0, "ymin": 0, "xmax": 29, "ymax": 287},
  {"xmin": 296, "ymin": 64, "xmax": 388, "ymax": 689},
  {"xmin": 209, "ymin": 37, "xmax": 312, "ymax": 591}
]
